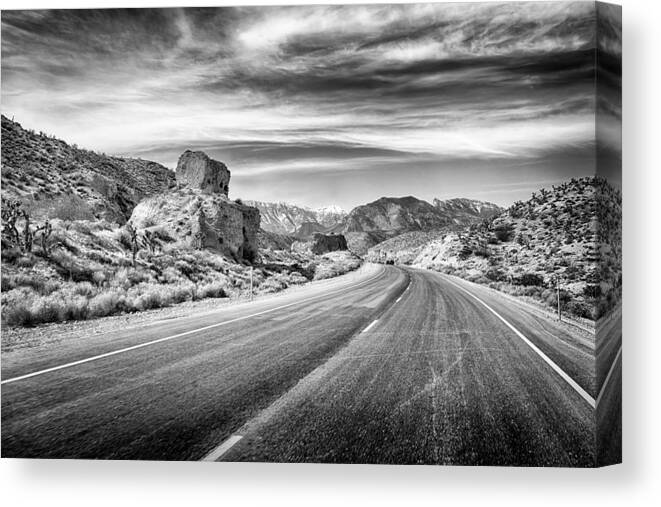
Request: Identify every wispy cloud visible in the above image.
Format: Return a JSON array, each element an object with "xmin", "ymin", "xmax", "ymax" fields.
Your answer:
[{"xmin": 1, "ymin": 2, "xmax": 610, "ymax": 208}]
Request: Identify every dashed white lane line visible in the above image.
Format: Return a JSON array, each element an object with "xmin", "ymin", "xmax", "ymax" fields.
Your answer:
[
  {"xmin": 201, "ymin": 435, "xmax": 243, "ymax": 462},
  {"xmin": 596, "ymin": 344, "xmax": 622, "ymax": 407},
  {"xmin": 442, "ymin": 277, "xmax": 596, "ymax": 409},
  {"xmin": 1, "ymin": 267, "xmax": 388, "ymax": 386},
  {"xmin": 362, "ymin": 319, "xmax": 379, "ymax": 334}
]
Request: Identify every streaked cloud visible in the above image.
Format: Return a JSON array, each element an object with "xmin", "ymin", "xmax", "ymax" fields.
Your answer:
[{"xmin": 1, "ymin": 2, "xmax": 613, "ymax": 208}]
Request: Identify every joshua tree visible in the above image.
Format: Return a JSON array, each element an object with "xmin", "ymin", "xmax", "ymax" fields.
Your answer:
[
  {"xmin": 35, "ymin": 220, "xmax": 53, "ymax": 257},
  {"xmin": 1, "ymin": 198, "xmax": 37, "ymax": 253},
  {"xmin": 1, "ymin": 199, "xmax": 23, "ymax": 249},
  {"xmin": 125, "ymin": 223, "xmax": 140, "ymax": 267},
  {"xmin": 140, "ymin": 229, "xmax": 160, "ymax": 255}
]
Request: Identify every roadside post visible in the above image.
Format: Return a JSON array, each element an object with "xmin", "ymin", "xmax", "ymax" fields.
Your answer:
[{"xmin": 556, "ymin": 275, "xmax": 561, "ymax": 321}]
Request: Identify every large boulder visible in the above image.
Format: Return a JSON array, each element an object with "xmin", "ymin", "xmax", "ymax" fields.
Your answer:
[
  {"xmin": 130, "ymin": 191, "xmax": 260, "ymax": 262},
  {"xmin": 176, "ymin": 150, "xmax": 230, "ymax": 195},
  {"xmin": 291, "ymin": 233, "xmax": 348, "ymax": 255}
]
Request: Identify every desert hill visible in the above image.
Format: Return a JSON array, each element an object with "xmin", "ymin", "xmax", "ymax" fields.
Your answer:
[
  {"xmin": 1, "ymin": 115, "xmax": 174, "ymax": 223},
  {"xmin": 409, "ymin": 177, "xmax": 621, "ymax": 319},
  {"xmin": 343, "ymin": 196, "xmax": 502, "ymax": 255}
]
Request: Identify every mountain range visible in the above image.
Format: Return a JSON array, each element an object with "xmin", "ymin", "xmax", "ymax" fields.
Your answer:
[{"xmin": 250, "ymin": 195, "xmax": 503, "ymax": 254}]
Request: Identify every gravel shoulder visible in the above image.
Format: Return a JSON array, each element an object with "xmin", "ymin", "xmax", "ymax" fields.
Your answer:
[{"xmin": 1, "ymin": 263, "xmax": 373, "ymax": 353}]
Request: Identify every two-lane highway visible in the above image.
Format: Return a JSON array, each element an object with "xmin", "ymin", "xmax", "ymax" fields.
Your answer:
[
  {"xmin": 1, "ymin": 264, "xmax": 407, "ymax": 459},
  {"xmin": 219, "ymin": 268, "xmax": 596, "ymax": 466},
  {"xmin": 2, "ymin": 263, "xmax": 600, "ymax": 465}
]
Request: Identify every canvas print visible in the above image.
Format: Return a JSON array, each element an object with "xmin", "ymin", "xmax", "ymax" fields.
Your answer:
[{"xmin": 1, "ymin": 2, "xmax": 621, "ymax": 466}]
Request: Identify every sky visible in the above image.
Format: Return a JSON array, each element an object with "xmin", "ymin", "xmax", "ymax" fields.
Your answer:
[{"xmin": 1, "ymin": 2, "xmax": 621, "ymax": 210}]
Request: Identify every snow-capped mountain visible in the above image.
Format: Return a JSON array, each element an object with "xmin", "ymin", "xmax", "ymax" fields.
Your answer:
[{"xmin": 244, "ymin": 200, "xmax": 347, "ymax": 235}]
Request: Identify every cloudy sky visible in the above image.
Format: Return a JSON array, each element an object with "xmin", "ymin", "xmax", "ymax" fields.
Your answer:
[{"xmin": 1, "ymin": 2, "xmax": 621, "ymax": 209}]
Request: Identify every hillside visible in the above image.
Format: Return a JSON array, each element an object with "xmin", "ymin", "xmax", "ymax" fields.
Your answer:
[
  {"xmin": 432, "ymin": 198, "xmax": 504, "ymax": 224},
  {"xmin": 245, "ymin": 200, "xmax": 346, "ymax": 235},
  {"xmin": 343, "ymin": 196, "xmax": 447, "ymax": 233},
  {"xmin": 343, "ymin": 196, "xmax": 502, "ymax": 255},
  {"xmin": 412, "ymin": 177, "xmax": 621, "ymax": 320},
  {"xmin": 1, "ymin": 115, "xmax": 174, "ymax": 223}
]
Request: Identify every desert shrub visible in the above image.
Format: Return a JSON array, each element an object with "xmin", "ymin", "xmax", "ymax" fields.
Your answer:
[
  {"xmin": 516, "ymin": 273, "xmax": 545, "ymax": 287},
  {"xmin": 74, "ymin": 281, "xmax": 97, "ymax": 297},
  {"xmin": 111, "ymin": 267, "xmax": 151, "ymax": 289},
  {"xmin": 92, "ymin": 271, "xmax": 107, "ymax": 287},
  {"xmin": 16, "ymin": 254, "xmax": 39, "ymax": 268},
  {"xmin": 169, "ymin": 282, "xmax": 196, "ymax": 303},
  {"xmin": 56, "ymin": 294, "xmax": 89, "ymax": 321},
  {"xmin": 485, "ymin": 268, "xmax": 506, "ymax": 282},
  {"xmin": 583, "ymin": 284, "xmax": 602, "ymax": 298},
  {"xmin": 160, "ymin": 266, "xmax": 183, "ymax": 284},
  {"xmin": 465, "ymin": 272, "xmax": 487, "ymax": 284},
  {"xmin": 175, "ymin": 260, "xmax": 195, "ymax": 277},
  {"xmin": 196, "ymin": 282, "xmax": 227, "ymax": 299},
  {"xmin": 259, "ymin": 276, "xmax": 288, "ymax": 294},
  {"xmin": 48, "ymin": 195, "xmax": 95, "ymax": 221},
  {"xmin": 117, "ymin": 229, "xmax": 133, "ymax": 251},
  {"xmin": 493, "ymin": 223, "xmax": 514, "ymax": 242},
  {"xmin": 565, "ymin": 300, "xmax": 593, "ymax": 319},
  {"xmin": 1, "ymin": 273, "xmax": 46, "ymax": 293},
  {"xmin": 87, "ymin": 250, "xmax": 113, "ymax": 264},
  {"xmin": 1, "ymin": 246, "xmax": 22, "ymax": 263},
  {"xmin": 88, "ymin": 290, "xmax": 128, "ymax": 318},
  {"xmin": 134, "ymin": 288, "xmax": 164, "ymax": 311}
]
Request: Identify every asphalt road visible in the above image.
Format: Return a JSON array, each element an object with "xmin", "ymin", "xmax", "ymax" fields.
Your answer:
[
  {"xmin": 2, "ymin": 264, "xmax": 600, "ymax": 465},
  {"xmin": 596, "ymin": 309, "xmax": 622, "ymax": 466},
  {"xmin": 1, "ymin": 264, "xmax": 407, "ymax": 460}
]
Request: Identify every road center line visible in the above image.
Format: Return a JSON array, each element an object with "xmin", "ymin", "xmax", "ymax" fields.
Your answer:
[
  {"xmin": 362, "ymin": 319, "xmax": 379, "ymax": 333},
  {"xmin": 1, "ymin": 266, "xmax": 387, "ymax": 385},
  {"xmin": 442, "ymin": 277, "xmax": 596, "ymax": 409},
  {"xmin": 596, "ymin": 344, "xmax": 622, "ymax": 407},
  {"xmin": 201, "ymin": 435, "xmax": 243, "ymax": 462}
]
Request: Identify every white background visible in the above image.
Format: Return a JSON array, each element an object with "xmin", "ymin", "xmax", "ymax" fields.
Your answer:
[{"xmin": 0, "ymin": 0, "xmax": 658, "ymax": 505}]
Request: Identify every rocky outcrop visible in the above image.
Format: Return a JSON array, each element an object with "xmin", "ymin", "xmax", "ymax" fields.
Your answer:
[
  {"xmin": 291, "ymin": 233, "xmax": 348, "ymax": 256},
  {"xmin": 176, "ymin": 150, "xmax": 230, "ymax": 195},
  {"xmin": 131, "ymin": 151, "xmax": 259, "ymax": 262}
]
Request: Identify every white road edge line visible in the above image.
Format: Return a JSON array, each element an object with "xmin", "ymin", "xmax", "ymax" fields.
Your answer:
[
  {"xmin": 596, "ymin": 345, "xmax": 622, "ymax": 407},
  {"xmin": 362, "ymin": 319, "xmax": 379, "ymax": 333},
  {"xmin": 442, "ymin": 277, "xmax": 596, "ymax": 409},
  {"xmin": 201, "ymin": 435, "xmax": 243, "ymax": 462},
  {"xmin": 1, "ymin": 266, "xmax": 387, "ymax": 385}
]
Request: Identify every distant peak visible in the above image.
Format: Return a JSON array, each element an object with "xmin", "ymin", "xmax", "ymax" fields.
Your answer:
[{"xmin": 314, "ymin": 204, "xmax": 346, "ymax": 214}]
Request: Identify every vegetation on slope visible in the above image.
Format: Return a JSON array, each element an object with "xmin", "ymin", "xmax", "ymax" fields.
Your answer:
[
  {"xmin": 1, "ymin": 115, "xmax": 174, "ymax": 223},
  {"xmin": 1, "ymin": 208, "xmax": 360, "ymax": 327},
  {"xmin": 412, "ymin": 177, "xmax": 621, "ymax": 320}
]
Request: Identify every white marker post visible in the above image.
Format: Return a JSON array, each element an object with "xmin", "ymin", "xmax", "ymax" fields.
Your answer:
[
  {"xmin": 556, "ymin": 276, "xmax": 561, "ymax": 321},
  {"xmin": 250, "ymin": 266, "xmax": 253, "ymax": 301}
]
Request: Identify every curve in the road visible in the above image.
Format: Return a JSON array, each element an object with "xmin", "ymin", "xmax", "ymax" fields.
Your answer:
[
  {"xmin": 440, "ymin": 277, "xmax": 595, "ymax": 408},
  {"xmin": 1, "ymin": 265, "xmax": 390, "ymax": 385}
]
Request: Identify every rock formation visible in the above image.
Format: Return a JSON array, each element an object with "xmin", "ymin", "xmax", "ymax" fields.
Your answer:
[
  {"xmin": 176, "ymin": 150, "xmax": 230, "ymax": 195},
  {"xmin": 130, "ymin": 151, "xmax": 260, "ymax": 262},
  {"xmin": 291, "ymin": 233, "xmax": 348, "ymax": 256}
]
